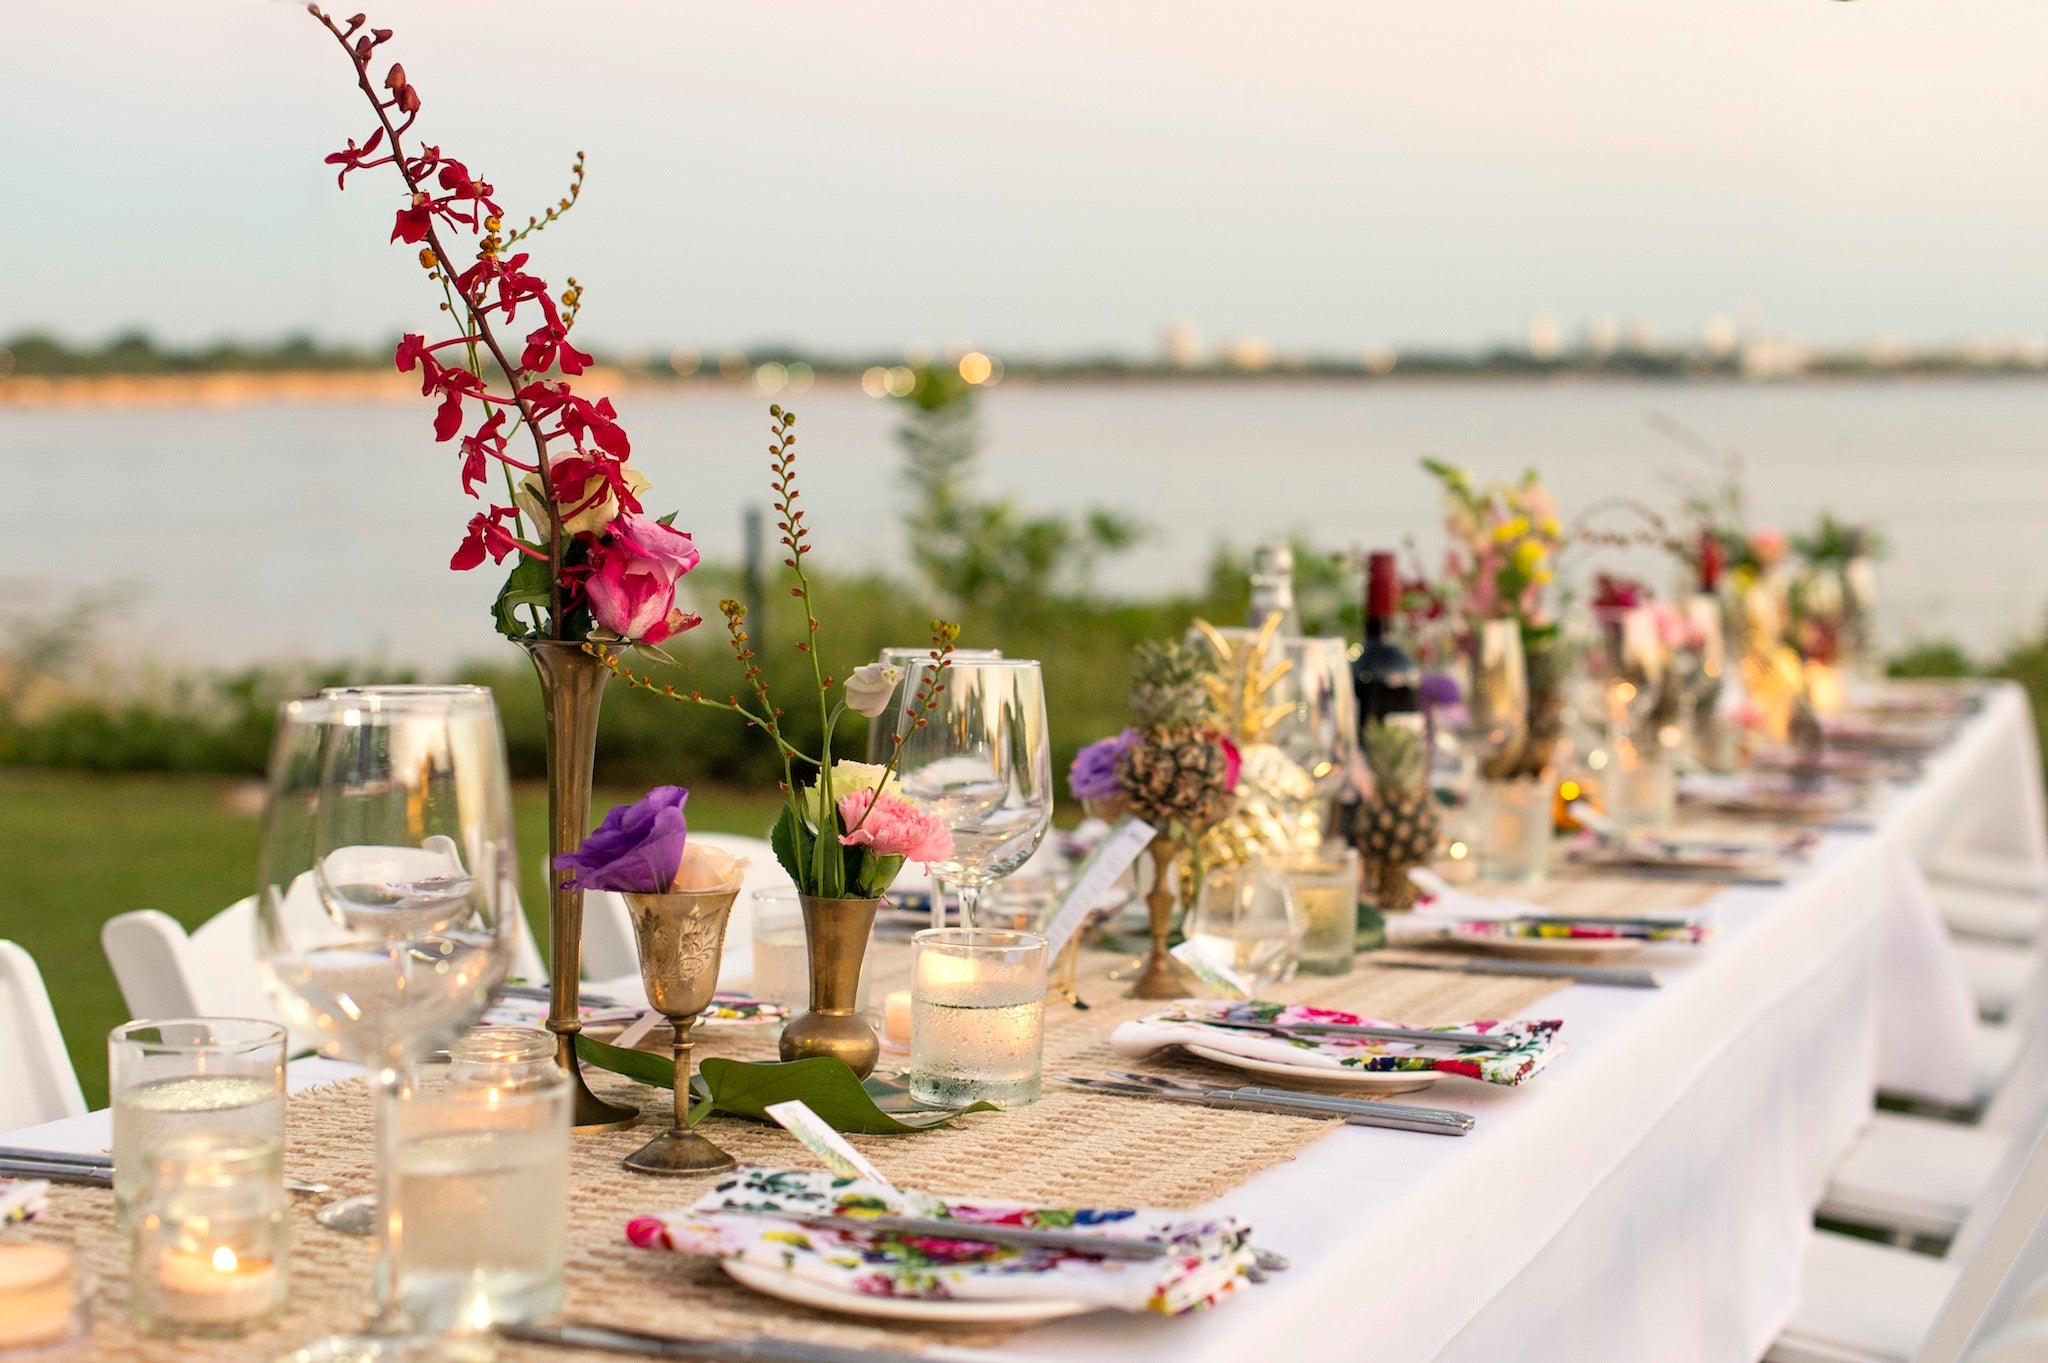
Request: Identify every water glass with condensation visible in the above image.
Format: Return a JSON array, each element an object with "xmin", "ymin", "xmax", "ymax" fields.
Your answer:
[
  {"xmin": 909, "ymin": 929, "xmax": 1047, "ymax": 1110},
  {"xmin": 109, "ymin": 1019, "xmax": 287, "ymax": 1232}
]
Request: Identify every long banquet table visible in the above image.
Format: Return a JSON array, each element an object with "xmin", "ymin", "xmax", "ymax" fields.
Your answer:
[{"xmin": 7, "ymin": 683, "xmax": 2038, "ymax": 1363}]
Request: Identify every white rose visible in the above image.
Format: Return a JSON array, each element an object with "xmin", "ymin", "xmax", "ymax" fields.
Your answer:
[{"xmin": 842, "ymin": 662, "xmax": 903, "ymax": 719}]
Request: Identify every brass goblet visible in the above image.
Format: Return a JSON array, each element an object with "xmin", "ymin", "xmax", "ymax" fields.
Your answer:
[{"xmin": 620, "ymin": 882, "xmax": 743, "ymax": 1175}]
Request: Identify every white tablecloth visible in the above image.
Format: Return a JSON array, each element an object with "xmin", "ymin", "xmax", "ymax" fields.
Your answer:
[{"xmin": 5, "ymin": 685, "xmax": 2032, "ymax": 1363}]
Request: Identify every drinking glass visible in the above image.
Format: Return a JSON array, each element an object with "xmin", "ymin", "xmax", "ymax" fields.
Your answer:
[
  {"xmin": 109, "ymin": 1019, "xmax": 286, "ymax": 1232},
  {"xmin": 254, "ymin": 690, "xmax": 519, "ymax": 1363},
  {"xmin": 893, "ymin": 659, "xmax": 1055, "ymax": 930},
  {"xmin": 394, "ymin": 1028, "xmax": 568, "ymax": 1332},
  {"xmin": 1287, "ymin": 847, "xmax": 1360, "ymax": 976},
  {"xmin": 867, "ymin": 649, "xmax": 1002, "ymax": 928},
  {"xmin": 1451, "ymin": 619, "xmax": 1529, "ymax": 781},
  {"xmin": 1183, "ymin": 860, "xmax": 1304, "ymax": 990},
  {"xmin": 908, "ymin": 928, "xmax": 1047, "ymax": 1109}
]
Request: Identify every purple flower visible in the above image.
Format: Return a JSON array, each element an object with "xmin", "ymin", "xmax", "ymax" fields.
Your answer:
[
  {"xmin": 554, "ymin": 785, "xmax": 689, "ymax": 893},
  {"xmin": 1419, "ymin": 672, "xmax": 1462, "ymax": 713},
  {"xmin": 1069, "ymin": 730, "xmax": 1137, "ymax": 802}
]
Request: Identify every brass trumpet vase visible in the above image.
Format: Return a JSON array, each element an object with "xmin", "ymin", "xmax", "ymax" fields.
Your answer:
[
  {"xmin": 521, "ymin": 638, "xmax": 640, "ymax": 1134},
  {"xmin": 779, "ymin": 895, "xmax": 881, "ymax": 1079},
  {"xmin": 620, "ymin": 883, "xmax": 743, "ymax": 1175},
  {"xmin": 1130, "ymin": 839, "xmax": 1192, "ymax": 999}
]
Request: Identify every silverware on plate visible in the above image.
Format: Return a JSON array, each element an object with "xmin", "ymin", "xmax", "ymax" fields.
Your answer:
[
  {"xmin": 1057, "ymin": 1074, "xmax": 1475, "ymax": 1135},
  {"xmin": 1372, "ymin": 955, "xmax": 1662, "ymax": 989},
  {"xmin": 1195, "ymin": 1017, "xmax": 1515, "ymax": 1051},
  {"xmin": 712, "ymin": 1206, "xmax": 1170, "ymax": 1261},
  {"xmin": 499, "ymin": 1321, "xmax": 926, "ymax": 1363}
]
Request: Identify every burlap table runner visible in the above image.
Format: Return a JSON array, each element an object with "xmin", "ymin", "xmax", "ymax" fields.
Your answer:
[{"xmin": 16, "ymin": 944, "xmax": 1568, "ymax": 1362}]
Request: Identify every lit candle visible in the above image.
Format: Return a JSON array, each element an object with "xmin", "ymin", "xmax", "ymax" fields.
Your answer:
[
  {"xmin": 884, "ymin": 990, "xmax": 913, "ymax": 1044},
  {"xmin": 153, "ymin": 1245, "xmax": 280, "ymax": 1329},
  {"xmin": 0, "ymin": 1245, "xmax": 74, "ymax": 1351}
]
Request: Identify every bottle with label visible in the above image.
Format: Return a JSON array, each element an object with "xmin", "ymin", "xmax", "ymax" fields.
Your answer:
[
  {"xmin": 1246, "ymin": 543, "xmax": 1300, "ymax": 635},
  {"xmin": 1352, "ymin": 551, "xmax": 1422, "ymax": 737}
]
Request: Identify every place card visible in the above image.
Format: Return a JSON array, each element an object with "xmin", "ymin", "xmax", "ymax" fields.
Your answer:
[
  {"xmin": 764, "ymin": 1100, "xmax": 894, "ymax": 1189},
  {"xmin": 1041, "ymin": 816, "xmax": 1156, "ymax": 956}
]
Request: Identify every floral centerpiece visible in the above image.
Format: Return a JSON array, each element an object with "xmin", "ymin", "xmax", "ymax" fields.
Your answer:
[
  {"xmin": 599, "ymin": 407, "xmax": 958, "ymax": 1077},
  {"xmin": 301, "ymin": 7, "xmax": 705, "ymax": 1127}
]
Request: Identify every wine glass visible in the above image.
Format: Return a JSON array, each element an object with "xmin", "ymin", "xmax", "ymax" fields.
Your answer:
[
  {"xmin": 1452, "ymin": 618, "xmax": 1529, "ymax": 781},
  {"xmin": 255, "ymin": 691, "xmax": 518, "ymax": 1363},
  {"xmin": 893, "ymin": 659, "xmax": 1054, "ymax": 930},
  {"xmin": 866, "ymin": 649, "xmax": 1002, "ymax": 928}
]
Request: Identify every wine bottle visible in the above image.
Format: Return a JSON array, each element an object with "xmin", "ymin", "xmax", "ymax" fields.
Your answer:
[
  {"xmin": 1353, "ymin": 551, "xmax": 1422, "ymax": 735},
  {"xmin": 1697, "ymin": 529, "xmax": 1724, "ymax": 593},
  {"xmin": 1246, "ymin": 542, "xmax": 1300, "ymax": 634}
]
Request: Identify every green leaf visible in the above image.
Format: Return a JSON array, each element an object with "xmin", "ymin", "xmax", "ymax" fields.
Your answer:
[
  {"xmin": 576, "ymin": 1034, "xmax": 675, "ymax": 1090},
  {"xmin": 698, "ymin": 1057, "xmax": 994, "ymax": 1134},
  {"xmin": 770, "ymin": 803, "xmax": 812, "ymax": 889},
  {"xmin": 656, "ymin": 511, "xmax": 679, "ymax": 528},
  {"xmin": 491, "ymin": 556, "xmax": 553, "ymax": 640}
]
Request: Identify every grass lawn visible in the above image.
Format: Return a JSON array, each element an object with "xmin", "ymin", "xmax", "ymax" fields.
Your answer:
[{"xmin": 0, "ymin": 769, "xmax": 786, "ymax": 1107}]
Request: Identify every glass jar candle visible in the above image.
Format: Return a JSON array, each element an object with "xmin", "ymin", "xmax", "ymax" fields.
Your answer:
[
  {"xmin": 130, "ymin": 1133, "xmax": 289, "ymax": 1338},
  {"xmin": 0, "ymin": 1244, "xmax": 84, "ymax": 1354},
  {"xmin": 909, "ymin": 929, "xmax": 1047, "ymax": 1109},
  {"xmin": 395, "ymin": 1026, "xmax": 569, "ymax": 1332},
  {"xmin": 1289, "ymin": 847, "xmax": 1361, "ymax": 977}
]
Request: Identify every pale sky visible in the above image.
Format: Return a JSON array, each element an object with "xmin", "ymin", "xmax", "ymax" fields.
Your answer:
[{"xmin": 9, "ymin": 0, "xmax": 2048, "ymax": 356}]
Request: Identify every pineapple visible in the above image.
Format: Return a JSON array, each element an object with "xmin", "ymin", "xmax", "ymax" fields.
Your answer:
[
  {"xmin": 1119, "ymin": 641, "xmax": 1234, "ymax": 833},
  {"xmin": 1353, "ymin": 721, "xmax": 1441, "ymax": 911}
]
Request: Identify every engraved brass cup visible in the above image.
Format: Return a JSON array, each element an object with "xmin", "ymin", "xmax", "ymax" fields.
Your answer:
[
  {"xmin": 1130, "ymin": 839, "xmax": 1192, "ymax": 999},
  {"xmin": 778, "ymin": 895, "xmax": 881, "ymax": 1078},
  {"xmin": 619, "ymin": 883, "xmax": 742, "ymax": 1175},
  {"xmin": 520, "ymin": 639, "xmax": 640, "ymax": 1133}
]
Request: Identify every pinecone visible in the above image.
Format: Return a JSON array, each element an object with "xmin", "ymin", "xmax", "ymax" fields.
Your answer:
[
  {"xmin": 1353, "ymin": 722, "xmax": 1440, "ymax": 910},
  {"xmin": 1119, "ymin": 730, "xmax": 1233, "ymax": 832}
]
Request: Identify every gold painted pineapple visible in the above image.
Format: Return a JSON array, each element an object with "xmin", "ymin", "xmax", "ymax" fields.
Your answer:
[
  {"xmin": 1354, "ymin": 721, "xmax": 1440, "ymax": 910},
  {"xmin": 1118, "ymin": 640, "xmax": 1234, "ymax": 834}
]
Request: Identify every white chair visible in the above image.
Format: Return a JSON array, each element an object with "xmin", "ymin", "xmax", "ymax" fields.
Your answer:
[
  {"xmin": 0, "ymin": 941, "xmax": 87, "ymax": 1132},
  {"xmin": 1770, "ymin": 1091, "xmax": 2048, "ymax": 1362}
]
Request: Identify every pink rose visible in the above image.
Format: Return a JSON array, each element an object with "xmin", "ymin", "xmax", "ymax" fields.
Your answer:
[
  {"xmin": 836, "ymin": 788, "xmax": 954, "ymax": 864},
  {"xmin": 1749, "ymin": 528, "xmax": 1788, "ymax": 567},
  {"xmin": 586, "ymin": 516, "xmax": 702, "ymax": 644}
]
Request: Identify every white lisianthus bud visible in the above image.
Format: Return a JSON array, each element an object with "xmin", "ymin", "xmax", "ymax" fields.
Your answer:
[{"xmin": 842, "ymin": 662, "xmax": 903, "ymax": 719}]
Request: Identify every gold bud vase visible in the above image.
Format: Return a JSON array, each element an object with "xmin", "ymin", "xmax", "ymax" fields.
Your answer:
[
  {"xmin": 1130, "ymin": 839, "xmax": 1193, "ymax": 999},
  {"xmin": 779, "ymin": 895, "xmax": 881, "ymax": 1079}
]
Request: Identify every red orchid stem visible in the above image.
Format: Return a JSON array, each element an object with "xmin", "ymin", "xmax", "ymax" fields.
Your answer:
[{"xmin": 309, "ymin": 6, "xmax": 566, "ymax": 637}]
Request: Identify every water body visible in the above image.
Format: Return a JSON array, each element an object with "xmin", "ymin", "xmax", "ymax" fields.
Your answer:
[{"xmin": 6, "ymin": 377, "xmax": 2044, "ymax": 667}]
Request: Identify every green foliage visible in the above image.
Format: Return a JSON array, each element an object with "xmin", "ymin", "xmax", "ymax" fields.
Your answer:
[
  {"xmin": 1887, "ymin": 642, "xmax": 1975, "ymax": 680},
  {"xmin": 693, "ymin": 1056, "xmax": 994, "ymax": 1132},
  {"xmin": 896, "ymin": 365, "xmax": 1145, "ymax": 615}
]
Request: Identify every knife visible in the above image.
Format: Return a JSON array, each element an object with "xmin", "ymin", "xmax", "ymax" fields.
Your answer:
[
  {"xmin": 0, "ymin": 1147, "xmax": 331, "ymax": 1196},
  {"xmin": 1056, "ymin": 1075, "xmax": 1475, "ymax": 1135},
  {"xmin": 1103, "ymin": 1071, "xmax": 1478, "ymax": 1124},
  {"xmin": 710, "ymin": 1206, "xmax": 1169, "ymax": 1261},
  {"xmin": 498, "ymin": 1320, "xmax": 927, "ymax": 1363},
  {"xmin": 1372, "ymin": 954, "xmax": 1662, "ymax": 989},
  {"xmin": 0, "ymin": 1158, "xmax": 111, "ymax": 1189},
  {"xmin": 1197, "ymin": 1017, "xmax": 1514, "ymax": 1052}
]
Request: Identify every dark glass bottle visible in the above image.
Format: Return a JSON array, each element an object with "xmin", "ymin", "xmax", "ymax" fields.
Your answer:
[{"xmin": 1353, "ymin": 551, "xmax": 1422, "ymax": 735}]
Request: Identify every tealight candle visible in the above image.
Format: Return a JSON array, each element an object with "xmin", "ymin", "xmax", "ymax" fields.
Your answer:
[
  {"xmin": 883, "ymin": 990, "xmax": 913, "ymax": 1044},
  {"xmin": 0, "ymin": 1245, "xmax": 75, "ymax": 1351},
  {"xmin": 129, "ymin": 1134, "xmax": 288, "ymax": 1339}
]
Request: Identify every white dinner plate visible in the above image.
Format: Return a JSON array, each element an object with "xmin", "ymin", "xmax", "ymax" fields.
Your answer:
[
  {"xmin": 1441, "ymin": 926, "xmax": 1643, "ymax": 963},
  {"xmin": 1183, "ymin": 1043, "xmax": 1441, "ymax": 1093},
  {"xmin": 721, "ymin": 1260, "xmax": 1094, "ymax": 1324}
]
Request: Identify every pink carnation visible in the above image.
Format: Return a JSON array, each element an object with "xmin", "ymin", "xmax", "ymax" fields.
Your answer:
[{"xmin": 836, "ymin": 788, "xmax": 954, "ymax": 864}]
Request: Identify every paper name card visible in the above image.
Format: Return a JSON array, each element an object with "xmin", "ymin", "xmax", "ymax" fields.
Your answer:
[
  {"xmin": 1041, "ymin": 816, "xmax": 1157, "ymax": 956},
  {"xmin": 763, "ymin": 1100, "xmax": 894, "ymax": 1189}
]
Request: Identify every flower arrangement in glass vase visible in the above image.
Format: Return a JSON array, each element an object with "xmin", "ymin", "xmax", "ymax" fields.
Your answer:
[
  {"xmin": 597, "ymin": 407, "xmax": 958, "ymax": 1078},
  {"xmin": 301, "ymin": 7, "xmax": 705, "ymax": 1127},
  {"xmin": 1421, "ymin": 459, "xmax": 1566, "ymax": 882}
]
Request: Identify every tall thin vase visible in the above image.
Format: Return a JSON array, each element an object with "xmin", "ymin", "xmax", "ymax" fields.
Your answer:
[
  {"xmin": 779, "ymin": 895, "xmax": 882, "ymax": 1079},
  {"xmin": 521, "ymin": 639, "xmax": 641, "ymax": 1133}
]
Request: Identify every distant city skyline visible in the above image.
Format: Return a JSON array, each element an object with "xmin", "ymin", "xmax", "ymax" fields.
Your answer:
[{"xmin": 10, "ymin": 1, "xmax": 2048, "ymax": 355}]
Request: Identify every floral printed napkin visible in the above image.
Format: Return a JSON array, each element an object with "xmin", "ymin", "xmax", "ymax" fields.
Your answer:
[
  {"xmin": 1405, "ymin": 876, "xmax": 1716, "ymax": 945},
  {"xmin": 0, "ymin": 1178, "xmax": 49, "ymax": 1225},
  {"xmin": 1110, "ymin": 999, "xmax": 1562, "ymax": 1085},
  {"xmin": 627, "ymin": 1166, "xmax": 1258, "ymax": 1315}
]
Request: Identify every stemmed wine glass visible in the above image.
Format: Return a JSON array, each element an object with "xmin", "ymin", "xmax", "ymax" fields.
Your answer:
[
  {"xmin": 866, "ymin": 648, "xmax": 1002, "ymax": 927},
  {"xmin": 893, "ymin": 659, "xmax": 1054, "ymax": 931},
  {"xmin": 255, "ymin": 691, "xmax": 519, "ymax": 1363}
]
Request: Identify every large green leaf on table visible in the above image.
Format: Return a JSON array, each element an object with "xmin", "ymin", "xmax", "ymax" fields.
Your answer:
[
  {"xmin": 576, "ymin": 1042, "xmax": 993, "ymax": 1133},
  {"xmin": 696, "ymin": 1057, "xmax": 995, "ymax": 1134}
]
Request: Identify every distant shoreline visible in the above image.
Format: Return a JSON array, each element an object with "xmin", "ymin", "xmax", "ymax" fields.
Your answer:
[{"xmin": 6, "ymin": 366, "xmax": 2048, "ymax": 410}]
